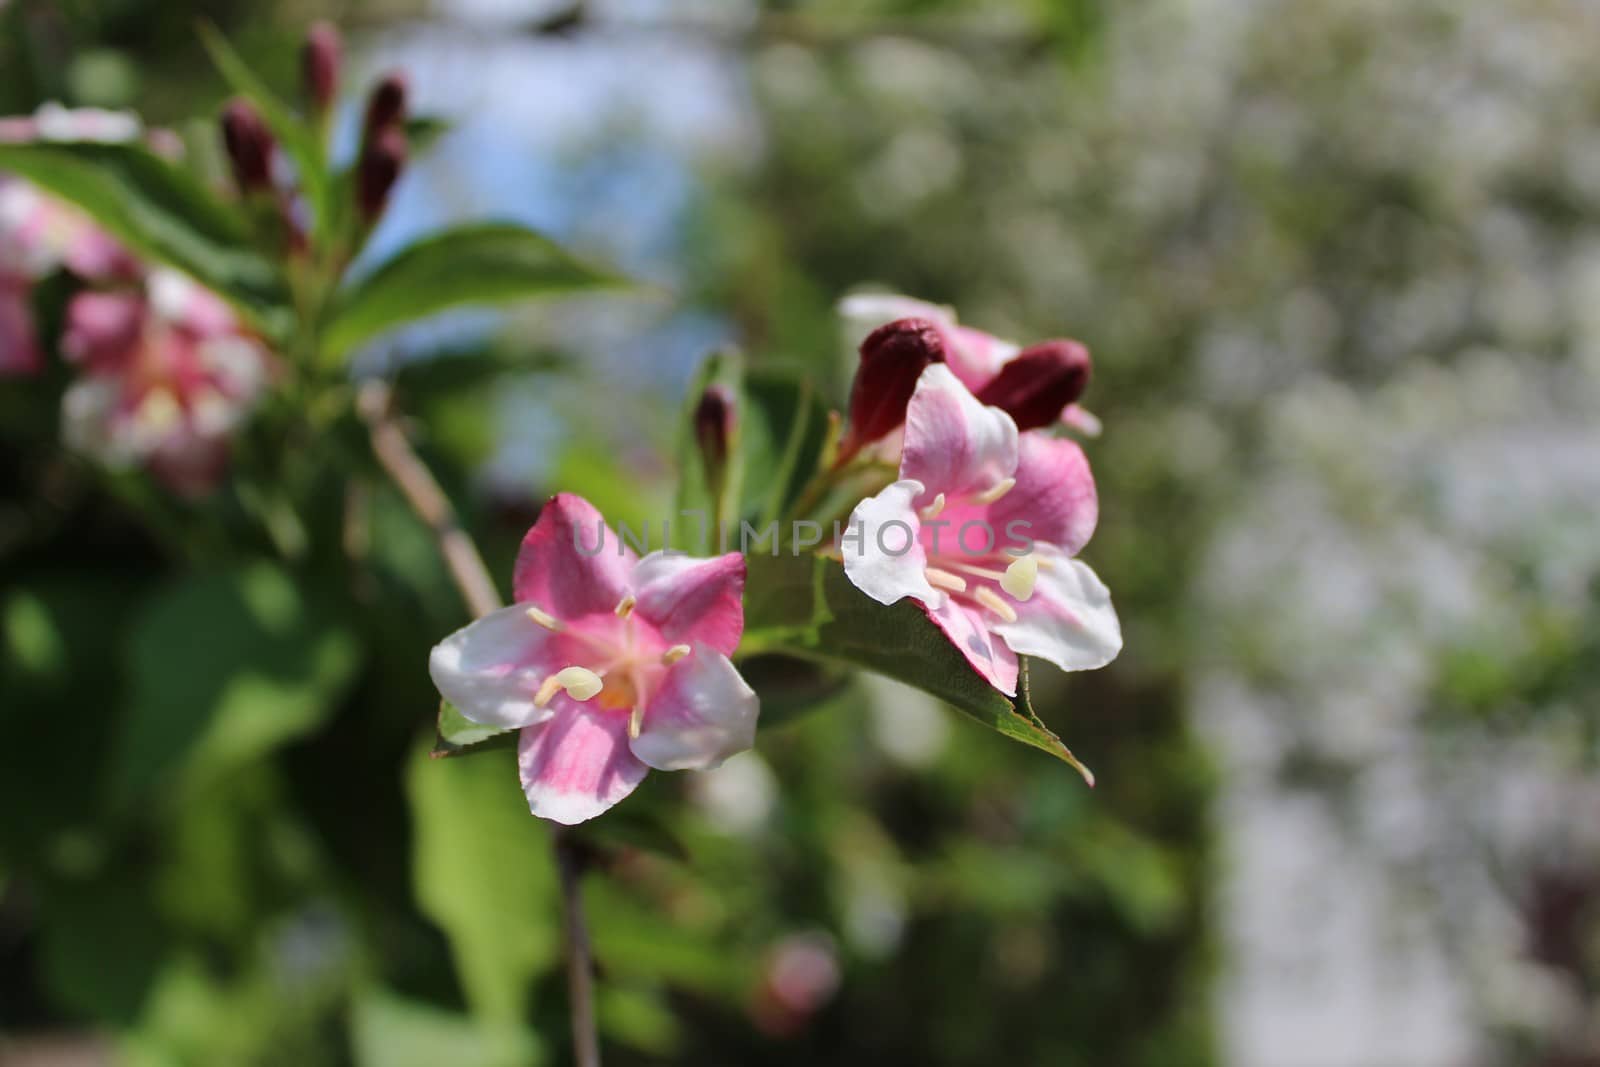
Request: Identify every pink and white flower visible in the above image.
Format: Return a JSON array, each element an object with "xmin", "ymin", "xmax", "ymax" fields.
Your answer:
[
  {"xmin": 840, "ymin": 292, "xmax": 1102, "ymax": 436},
  {"xmin": 60, "ymin": 269, "xmax": 272, "ymax": 494},
  {"xmin": 843, "ymin": 364, "xmax": 1121, "ymax": 696},
  {"xmin": 429, "ymin": 494, "xmax": 760, "ymax": 825}
]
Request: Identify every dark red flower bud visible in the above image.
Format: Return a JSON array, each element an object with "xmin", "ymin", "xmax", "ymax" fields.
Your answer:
[
  {"xmin": 357, "ymin": 126, "xmax": 406, "ymax": 223},
  {"xmin": 694, "ymin": 383, "xmax": 736, "ymax": 475},
  {"xmin": 302, "ymin": 21, "xmax": 342, "ymax": 115},
  {"xmin": 974, "ymin": 339, "xmax": 1091, "ymax": 432},
  {"xmin": 838, "ymin": 317, "xmax": 945, "ymax": 459},
  {"xmin": 220, "ymin": 98, "xmax": 274, "ymax": 194},
  {"xmin": 363, "ymin": 72, "xmax": 408, "ymax": 142}
]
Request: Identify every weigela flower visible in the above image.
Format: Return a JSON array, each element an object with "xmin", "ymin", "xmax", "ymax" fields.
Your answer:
[
  {"xmin": 840, "ymin": 293, "xmax": 1102, "ymax": 436},
  {"xmin": 844, "ymin": 364, "xmax": 1121, "ymax": 696},
  {"xmin": 429, "ymin": 494, "xmax": 759, "ymax": 825},
  {"xmin": 837, "ymin": 317, "xmax": 945, "ymax": 461},
  {"xmin": 60, "ymin": 270, "xmax": 272, "ymax": 494}
]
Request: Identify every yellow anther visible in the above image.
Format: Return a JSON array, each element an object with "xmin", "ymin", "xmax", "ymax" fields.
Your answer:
[
  {"xmin": 614, "ymin": 593, "xmax": 637, "ymax": 618},
  {"xmin": 525, "ymin": 604, "xmax": 564, "ymax": 631},
  {"xmin": 534, "ymin": 665, "xmax": 604, "ymax": 706},
  {"xmin": 972, "ymin": 477, "xmax": 1016, "ymax": 505},
  {"xmin": 920, "ymin": 492, "xmax": 946, "ymax": 520},
  {"xmin": 628, "ymin": 705, "xmax": 644, "ymax": 740},
  {"xmin": 975, "ymin": 586, "xmax": 1019, "ymax": 623},
  {"xmin": 554, "ymin": 666, "xmax": 604, "ymax": 701},
  {"xmin": 1000, "ymin": 555, "xmax": 1038, "ymax": 601},
  {"xmin": 661, "ymin": 644, "xmax": 691, "ymax": 665},
  {"xmin": 925, "ymin": 566, "xmax": 968, "ymax": 593}
]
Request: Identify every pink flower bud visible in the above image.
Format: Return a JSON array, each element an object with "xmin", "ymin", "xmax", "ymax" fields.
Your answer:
[
  {"xmin": 362, "ymin": 72, "xmax": 408, "ymax": 142},
  {"xmin": 974, "ymin": 339, "xmax": 1091, "ymax": 432},
  {"xmin": 357, "ymin": 126, "xmax": 406, "ymax": 223},
  {"xmin": 838, "ymin": 317, "xmax": 946, "ymax": 459},
  {"xmin": 220, "ymin": 98, "xmax": 274, "ymax": 194},
  {"xmin": 302, "ymin": 21, "xmax": 342, "ymax": 115}
]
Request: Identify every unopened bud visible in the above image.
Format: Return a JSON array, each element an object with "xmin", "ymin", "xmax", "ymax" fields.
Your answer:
[
  {"xmin": 975, "ymin": 339, "xmax": 1091, "ymax": 432},
  {"xmin": 694, "ymin": 383, "xmax": 736, "ymax": 487},
  {"xmin": 362, "ymin": 72, "xmax": 408, "ymax": 142},
  {"xmin": 357, "ymin": 126, "xmax": 406, "ymax": 223},
  {"xmin": 220, "ymin": 98, "xmax": 273, "ymax": 194},
  {"xmin": 839, "ymin": 317, "xmax": 945, "ymax": 458},
  {"xmin": 302, "ymin": 22, "xmax": 342, "ymax": 115}
]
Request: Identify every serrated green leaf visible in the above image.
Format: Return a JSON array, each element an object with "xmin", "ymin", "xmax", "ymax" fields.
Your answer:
[
  {"xmin": 0, "ymin": 141, "xmax": 289, "ymax": 336},
  {"xmin": 321, "ymin": 222, "xmax": 627, "ymax": 361},
  {"xmin": 743, "ymin": 553, "xmax": 1094, "ymax": 781}
]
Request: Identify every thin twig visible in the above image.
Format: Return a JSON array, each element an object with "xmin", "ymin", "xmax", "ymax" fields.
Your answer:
[{"xmin": 357, "ymin": 378, "xmax": 602, "ymax": 1066}]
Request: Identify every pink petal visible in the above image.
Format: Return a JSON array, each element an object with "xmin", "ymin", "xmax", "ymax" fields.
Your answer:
[
  {"xmin": 513, "ymin": 494, "xmax": 637, "ymax": 618},
  {"xmin": 925, "ymin": 595, "xmax": 1019, "ymax": 697},
  {"xmin": 842, "ymin": 479, "xmax": 938, "ymax": 607},
  {"xmin": 62, "ymin": 291, "xmax": 144, "ymax": 371},
  {"xmin": 900, "ymin": 364, "xmax": 1018, "ymax": 506},
  {"xmin": 993, "ymin": 550, "xmax": 1121, "ymax": 673},
  {"xmin": 518, "ymin": 702, "xmax": 649, "ymax": 825},
  {"xmin": 632, "ymin": 551, "xmax": 746, "ymax": 656},
  {"xmin": 987, "ymin": 433, "xmax": 1098, "ymax": 557},
  {"xmin": 631, "ymin": 644, "xmax": 758, "ymax": 772},
  {"xmin": 428, "ymin": 604, "xmax": 563, "ymax": 729},
  {"xmin": 946, "ymin": 325, "xmax": 1019, "ymax": 392}
]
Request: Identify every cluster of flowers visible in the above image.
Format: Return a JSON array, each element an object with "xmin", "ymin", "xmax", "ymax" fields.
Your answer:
[
  {"xmin": 430, "ymin": 295, "xmax": 1121, "ymax": 823},
  {"xmin": 0, "ymin": 107, "xmax": 273, "ymax": 494}
]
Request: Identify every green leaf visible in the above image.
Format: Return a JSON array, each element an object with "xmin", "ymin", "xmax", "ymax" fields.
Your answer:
[
  {"xmin": 196, "ymin": 22, "xmax": 329, "ymax": 241},
  {"xmin": 743, "ymin": 553, "xmax": 1095, "ymax": 782},
  {"xmin": 432, "ymin": 700, "xmax": 517, "ymax": 759},
  {"xmin": 353, "ymin": 989, "xmax": 542, "ymax": 1067},
  {"xmin": 112, "ymin": 564, "xmax": 362, "ymax": 802},
  {"xmin": 406, "ymin": 736, "xmax": 559, "ymax": 1024},
  {"xmin": 744, "ymin": 368, "xmax": 831, "ymax": 526},
  {"xmin": 321, "ymin": 222, "xmax": 626, "ymax": 361},
  {"xmin": 0, "ymin": 141, "xmax": 289, "ymax": 335}
]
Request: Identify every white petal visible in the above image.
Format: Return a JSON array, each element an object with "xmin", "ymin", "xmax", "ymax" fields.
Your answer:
[
  {"xmin": 842, "ymin": 480, "xmax": 939, "ymax": 607},
  {"xmin": 992, "ymin": 552, "xmax": 1122, "ymax": 672},
  {"xmin": 427, "ymin": 604, "xmax": 561, "ymax": 729}
]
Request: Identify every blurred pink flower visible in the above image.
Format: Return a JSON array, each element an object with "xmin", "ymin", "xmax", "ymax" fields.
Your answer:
[
  {"xmin": 0, "ymin": 272, "xmax": 41, "ymax": 376},
  {"xmin": 60, "ymin": 270, "xmax": 272, "ymax": 494},
  {"xmin": 844, "ymin": 364, "xmax": 1120, "ymax": 696},
  {"xmin": 430, "ymin": 494, "xmax": 759, "ymax": 825},
  {"xmin": 750, "ymin": 932, "xmax": 841, "ymax": 1036},
  {"xmin": 840, "ymin": 293, "xmax": 1102, "ymax": 436}
]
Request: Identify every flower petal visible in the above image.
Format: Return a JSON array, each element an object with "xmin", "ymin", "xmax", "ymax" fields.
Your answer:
[
  {"xmin": 513, "ymin": 493, "xmax": 637, "ymax": 618},
  {"xmin": 843, "ymin": 479, "xmax": 938, "ymax": 607},
  {"xmin": 988, "ymin": 433, "xmax": 1099, "ymax": 557},
  {"xmin": 0, "ymin": 282, "xmax": 42, "ymax": 376},
  {"xmin": 992, "ymin": 551, "xmax": 1122, "ymax": 673},
  {"xmin": 632, "ymin": 551, "xmax": 746, "ymax": 656},
  {"xmin": 900, "ymin": 364, "xmax": 1018, "ymax": 506},
  {"xmin": 946, "ymin": 325, "xmax": 1020, "ymax": 392},
  {"xmin": 925, "ymin": 595, "xmax": 1019, "ymax": 697},
  {"xmin": 428, "ymin": 604, "xmax": 562, "ymax": 729},
  {"xmin": 839, "ymin": 292, "xmax": 956, "ymax": 344},
  {"xmin": 518, "ymin": 702, "xmax": 648, "ymax": 825},
  {"xmin": 631, "ymin": 644, "xmax": 758, "ymax": 771}
]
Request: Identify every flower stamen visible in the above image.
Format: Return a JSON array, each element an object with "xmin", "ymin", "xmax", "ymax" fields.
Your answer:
[
  {"xmin": 614, "ymin": 593, "xmax": 636, "ymax": 618},
  {"xmin": 1000, "ymin": 555, "xmax": 1038, "ymax": 601},
  {"xmin": 920, "ymin": 492, "xmax": 946, "ymax": 520},
  {"xmin": 534, "ymin": 665, "xmax": 605, "ymax": 706},
  {"xmin": 525, "ymin": 604, "xmax": 564, "ymax": 631},
  {"xmin": 975, "ymin": 586, "xmax": 1019, "ymax": 622},
  {"xmin": 628, "ymin": 704, "xmax": 644, "ymax": 739},
  {"xmin": 972, "ymin": 477, "xmax": 1016, "ymax": 505},
  {"xmin": 661, "ymin": 644, "xmax": 691, "ymax": 665},
  {"xmin": 925, "ymin": 566, "xmax": 967, "ymax": 593}
]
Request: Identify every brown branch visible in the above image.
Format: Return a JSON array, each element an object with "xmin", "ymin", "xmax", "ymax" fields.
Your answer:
[{"xmin": 357, "ymin": 379, "xmax": 601, "ymax": 1066}]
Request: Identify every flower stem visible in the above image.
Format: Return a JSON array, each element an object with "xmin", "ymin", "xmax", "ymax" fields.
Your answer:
[{"xmin": 357, "ymin": 379, "xmax": 602, "ymax": 1065}]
